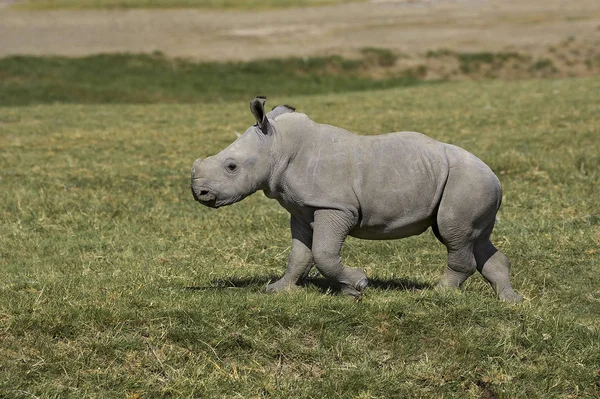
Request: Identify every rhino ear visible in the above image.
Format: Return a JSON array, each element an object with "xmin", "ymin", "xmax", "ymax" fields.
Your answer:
[
  {"xmin": 267, "ymin": 104, "xmax": 295, "ymax": 120},
  {"xmin": 250, "ymin": 96, "xmax": 268, "ymax": 133}
]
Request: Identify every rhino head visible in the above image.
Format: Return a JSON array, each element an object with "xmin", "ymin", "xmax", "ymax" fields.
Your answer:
[{"xmin": 191, "ymin": 96, "xmax": 294, "ymax": 208}]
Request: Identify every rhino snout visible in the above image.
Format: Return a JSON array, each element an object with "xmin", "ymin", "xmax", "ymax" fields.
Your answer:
[
  {"xmin": 191, "ymin": 157, "xmax": 204, "ymax": 179},
  {"xmin": 191, "ymin": 184, "xmax": 217, "ymax": 208},
  {"xmin": 191, "ymin": 158, "xmax": 220, "ymax": 208}
]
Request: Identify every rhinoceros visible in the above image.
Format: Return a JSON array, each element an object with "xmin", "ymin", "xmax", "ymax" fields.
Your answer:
[{"xmin": 191, "ymin": 96, "xmax": 522, "ymax": 302}]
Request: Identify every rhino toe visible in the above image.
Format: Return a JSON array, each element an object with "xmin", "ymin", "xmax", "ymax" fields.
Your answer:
[
  {"xmin": 340, "ymin": 276, "xmax": 368, "ymax": 298},
  {"xmin": 266, "ymin": 278, "xmax": 299, "ymax": 293},
  {"xmin": 499, "ymin": 288, "xmax": 524, "ymax": 303},
  {"xmin": 356, "ymin": 277, "xmax": 368, "ymax": 291}
]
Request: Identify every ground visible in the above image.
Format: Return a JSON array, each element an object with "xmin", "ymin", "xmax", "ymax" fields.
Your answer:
[{"xmin": 1, "ymin": 0, "xmax": 600, "ymax": 63}]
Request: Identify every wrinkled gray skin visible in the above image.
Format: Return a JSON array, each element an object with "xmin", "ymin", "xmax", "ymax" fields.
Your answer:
[{"xmin": 191, "ymin": 96, "xmax": 523, "ymax": 302}]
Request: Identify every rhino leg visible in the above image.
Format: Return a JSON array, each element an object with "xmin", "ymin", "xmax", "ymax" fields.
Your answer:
[
  {"xmin": 475, "ymin": 233, "xmax": 523, "ymax": 302},
  {"xmin": 438, "ymin": 244, "xmax": 477, "ymax": 289},
  {"xmin": 311, "ymin": 209, "xmax": 368, "ymax": 297},
  {"xmin": 434, "ymin": 162, "xmax": 522, "ymax": 302},
  {"xmin": 266, "ymin": 216, "xmax": 314, "ymax": 293}
]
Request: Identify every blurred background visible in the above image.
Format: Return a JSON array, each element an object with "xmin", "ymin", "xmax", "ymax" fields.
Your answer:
[{"xmin": 1, "ymin": 0, "xmax": 600, "ymax": 106}]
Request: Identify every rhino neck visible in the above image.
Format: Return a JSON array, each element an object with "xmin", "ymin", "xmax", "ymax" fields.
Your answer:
[
  {"xmin": 263, "ymin": 157, "xmax": 290, "ymax": 199},
  {"xmin": 263, "ymin": 114, "xmax": 312, "ymax": 199}
]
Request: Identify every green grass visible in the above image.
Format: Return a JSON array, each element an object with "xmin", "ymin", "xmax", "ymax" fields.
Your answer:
[
  {"xmin": 1, "ymin": 77, "xmax": 599, "ymax": 398},
  {"xmin": 529, "ymin": 58, "xmax": 557, "ymax": 73},
  {"xmin": 425, "ymin": 50, "xmax": 526, "ymax": 75},
  {"xmin": 456, "ymin": 52, "xmax": 523, "ymax": 73},
  {"xmin": 359, "ymin": 47, "xmax": 398, "ymax": 67},
  {"xmin": 0, "ymin": 53, "xmax": 425, "ymax": 107},
  {"xmin": 15, "ymin": 0, "xmax": 360, "ymax": 10},
  {"xmin": 4, "ymin": 50, "xmax": 581, "ymax": 107}
]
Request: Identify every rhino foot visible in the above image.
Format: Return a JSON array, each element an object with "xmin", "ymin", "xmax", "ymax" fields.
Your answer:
[
  {"xmin": 341, "ymin": 276, "xmax": 368, "ymax": 298},
  {"xmin": 266, "ymin": 278, "xmax": 300, "ymax": 293},
  {"xmin": 498, "ymin": 288, "xmax": 524, "ymax": 303}
]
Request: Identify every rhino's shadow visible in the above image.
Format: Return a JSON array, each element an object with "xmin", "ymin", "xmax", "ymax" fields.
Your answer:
[
  {"xmin": 186, "ymin": 274, "xmax": 431, "ymax": 294},
  {"xmin": 185, "ymin": 274, "xmax": 280, "ymax": 291},
  {"xmin": 302, "ymin": 276, "xmax": 431, "ymax": 294}
]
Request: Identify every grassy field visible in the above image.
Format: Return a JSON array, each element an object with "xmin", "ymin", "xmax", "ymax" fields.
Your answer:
[
  {"xmin": 1, "ymin": 72, "xmax": 600, "ymax": 398},
  {"xmin": 0, "ymin": 52, "xmax": 427, "ymax": 107},
  {"xmin": 4, "ymin": 49, "xmax": 596, "ymax": 107},
  {"xmin": 15, "ymin": 0, "xmax": 358, "ymax": 10}
]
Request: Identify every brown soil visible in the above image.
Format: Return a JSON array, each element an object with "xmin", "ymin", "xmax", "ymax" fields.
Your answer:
[{"xmin": 1, "ymin": 0, "xmax": 599, "ymax": 79}]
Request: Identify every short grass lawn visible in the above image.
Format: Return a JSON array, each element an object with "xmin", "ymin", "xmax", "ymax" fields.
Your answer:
[{"xmin": 1, "ymin": 77, "xmax": 599, "ymax": 398}]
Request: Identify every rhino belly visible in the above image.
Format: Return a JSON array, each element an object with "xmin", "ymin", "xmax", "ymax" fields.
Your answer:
[
  {"xmin": 349, "ymin": 191, "xmax": 437, "ymax": 240},
  {"xmin": 349, "ymin": 216, "xmax": 433, "ymax": 240}
]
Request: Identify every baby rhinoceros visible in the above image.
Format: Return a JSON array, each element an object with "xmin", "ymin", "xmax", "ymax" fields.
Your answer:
[{"xmin": 191, "ymin": 96, "xmax": 522, "ymax": 302}]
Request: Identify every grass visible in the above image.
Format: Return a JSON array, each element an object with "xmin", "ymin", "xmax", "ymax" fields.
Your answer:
[
  {"xmin": 0, "ymin": 53, "xmax": 425, "ymax": 107},
  {"xmin": 456, "ymin": 52, "xmax": 524, "ymax": 74},
  {"xmin": 1, "ymin": 75, "xmax": 600, "ymax": 397},
  {"xmin": 5, "ymin": 49, "xmax": 594, "ymax": 107},
  {"xmin": 15, "ymin": 0, "xmax": 360, "ymax": 10},
  {"xmin": 529, "ymin": 58, "xmax": 557, "ymax": 73},
  {"xmin": 359, "ymin": 47, "xmax": 398, "ymax": 68},
  {"xmin": 426, "ymin": 50, "xmax": 527, "ymax": 75}
]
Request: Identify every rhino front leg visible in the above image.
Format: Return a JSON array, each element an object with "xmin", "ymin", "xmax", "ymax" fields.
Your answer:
[
  {"xmin": 266, "ymin": 215, "xmax": 314, "ymax": 293},
  {"xmin": 311, "ymin": 209, "xmax": 368, "ymax": 297}
]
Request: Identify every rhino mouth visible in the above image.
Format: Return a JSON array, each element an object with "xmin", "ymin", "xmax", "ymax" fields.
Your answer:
[{"xmin": 191, "ymin": 186, "xmax": 219, "ymax": 208}]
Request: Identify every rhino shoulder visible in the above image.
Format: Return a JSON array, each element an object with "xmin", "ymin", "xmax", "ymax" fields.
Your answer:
[
  {"xmin": 267, "ymin": 104, "xmax": 296, "ymax": 120},
  {"xmin": 272, "ymin": 112, "xmax": 317, "ymax": 132}
]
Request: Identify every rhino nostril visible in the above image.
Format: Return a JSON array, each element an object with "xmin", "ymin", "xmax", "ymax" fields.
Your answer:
[{"xmin": 199, "ymin": 190, "xmax": 209, "ymax": 196}]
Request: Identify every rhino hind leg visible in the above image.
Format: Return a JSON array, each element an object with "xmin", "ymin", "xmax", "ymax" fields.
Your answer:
[
  {"xmin": 434, "ymin": 190, "xmax": 485, "ymax": 292},
  {"xmin": 438, "ymin": 244, "xmax": 477, "ymax": 289},
  {"xmin": 474, "ymin": 237, "xmax": 523, "ymax": 302},
  {"xmin": 437, "ymin": 237, "xmax": 522, "ymax": 302},
  {"xmin": 435, "ymin": 211, "xmax": 523, "ymax": 302},
  {"xmin": 433, "ymin": 164, "xmax": 522, "ymax": 302}
]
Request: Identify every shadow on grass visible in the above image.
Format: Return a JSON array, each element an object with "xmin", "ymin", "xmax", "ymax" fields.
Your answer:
[
  {"xmin": 304, "ymin": 276, "xmax": 431, "ymax": 295},
  {"xmin": 184, "ymin": 274, "xmax": 281, "ymax": 292},
  {"xmin": 184, "ymin": 274, "xmax": 431, "ymax": 294}
]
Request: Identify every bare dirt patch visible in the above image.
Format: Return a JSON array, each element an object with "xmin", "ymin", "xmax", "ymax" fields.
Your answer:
[
  {"xmin": 1, "ymin": 0, "xmax": 599, "ymax": 62},
  {"xmin": 1, "ymin": 0, "xmax": 600, "ymax": 81}
]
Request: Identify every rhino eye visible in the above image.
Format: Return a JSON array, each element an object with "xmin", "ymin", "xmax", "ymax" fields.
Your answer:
[{"xmin": 227, "ymin": 163, "xmax": 237, "ymax": 172}]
